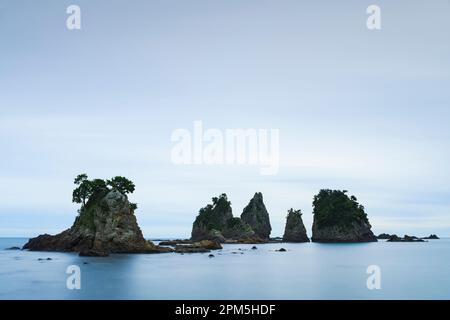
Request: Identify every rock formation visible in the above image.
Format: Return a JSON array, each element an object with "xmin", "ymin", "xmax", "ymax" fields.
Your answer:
[
  {"xmin": 387, "ymin": 234, "xmax": 425, "ymax": 242},
  {"xmin": 191, "ymin": 194, "xmax": 258, "ymax": 243},
  {"xmin": 174, "ymin": 240, "xmax": 222, "ymax": 253},
  {"xmin": 422, "ymin": 234, "xmax": 439, "ymax": 240},
  {"xmin": 282, "ymin": 209, "xmax": 309, "ymax": 242},
  {"xmin": 311, "ymin": 189, "xmax": 377, "ymax": 243},
  {"xmin": 158, "ymin": 239, "xmax": 222, "ymax": 253},
  {"xmin": 240, "ymin": 192, "xmax": 272, "ymax": 240},
  {"xmin": 23, "ymin": 185, "xmax": 171, "ymax": 256},
  {"xmin": 379, "ymin": 234, "xmax": 438, "ymax": 241}
]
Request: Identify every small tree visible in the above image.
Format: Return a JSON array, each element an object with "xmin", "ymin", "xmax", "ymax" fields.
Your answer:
[
  {"xmin": 72, "ymin": 174, "xmax": 138, "ymax": 212},
  {"xmin": 72, "ymin": 174, "xmax": 92, "ymax": 207},
  {"xmin": 106, "ymin": 176, "xmax": 135, "ymax": 194},
  {"xmin": 90, "ymin": 179, "xmax": 108, "ymax": 193}
]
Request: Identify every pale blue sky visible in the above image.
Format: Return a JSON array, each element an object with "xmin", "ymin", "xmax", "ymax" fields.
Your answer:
[{"xmin": 1, "ymin": 0, "xmax": 450, "ymax": 238}]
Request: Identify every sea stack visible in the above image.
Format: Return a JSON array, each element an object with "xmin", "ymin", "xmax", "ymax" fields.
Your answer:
[
  {"xmin": 282, "ymin": 209, "xmax": 309, "ymax": 242},
  {"xmin": 311, "ymin": 189, "xmax": 377, "ymax": 243},
  {"xmin": 23, "ymin": 175, "xmax": 171, "ymax": 256},
  {"xmin": 191, "ymin": 194, "xmax": 258, "ymax": 243},
  {"xmin": 240, "ymin": 192, "xmax": 272, "ymax": 241}
]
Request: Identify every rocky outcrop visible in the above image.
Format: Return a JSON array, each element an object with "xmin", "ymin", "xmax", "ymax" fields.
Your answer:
[
  {"xmin": 387, "ymin": 235, "xmax": 425, "ymax": 242},
  {"xmin": 23, "ymin": 189, "xmax": 171, "ymax": 255},
  {"xmin": 282, "ymin": 209, "xmax": 309, "ymax": 242},
  {"xmin": 172, "ymin": 240, "xmax": 222, "ymax": 253},
  {"xmin": 379, "ymin": 233, "xmax": 438, "ymax": 241},
  {"xmin": 379, "ymin": 234, "xmax": 438, "ymax": 241},
  {"xmin": 422, "ymin": 234, "xmax": 439, "ymax": 240},
  {"xmin": 240, "ymin": 193, "xmax": 272, "ymax": 240},
  {"xmin": 222, "ymin": 218, "xmax": 255, "ymax": 240},
  {"xmin": 158, "ymin": 239, "xmax": 222, "ymax": 253},
  {"xmin": 158, "ymin": 240, "xmax": 193, "ymax": 246},
  {"xmin": 311, "ymin": 189, "xmax": 377, "ymax": 243},
  {"xmin": 191, "ymin": 194, "xmax": 260, "ymax": 243}
]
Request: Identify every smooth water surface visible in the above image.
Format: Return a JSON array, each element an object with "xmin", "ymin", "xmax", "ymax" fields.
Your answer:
[{"xmin": 1, "ymin": 238, "xmax": 449, "ymax": 299}]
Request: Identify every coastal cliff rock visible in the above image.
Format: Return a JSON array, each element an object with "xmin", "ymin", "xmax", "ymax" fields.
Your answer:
[
  {"xmin": 282, "ymin": 209, "xmax": 309, "ymax": 242},
  {"xmin": 311, "ymin": 189, "xmax": 377, "ymax": 243},
  {"xmin": 191, "ymin": 194, "xmax": 257, "ymax": 242},
  {"xmin": 240, "ymin": 192, "xmax": 272, "ymax": 240},
  {"xmin": 23, "ymin": 176, "xmax": 171, "ymax": 255}
]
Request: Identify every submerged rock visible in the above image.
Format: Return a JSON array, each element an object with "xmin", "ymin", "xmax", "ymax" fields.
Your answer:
[
  {"xmin": 311, "ymin": 190, "xmax": 377, "ymax": 243},
  {"xmin": 23, "ymin": 189, "xmax": 170, "ymax": 255},
  {"xmin": 5, "ymin": 247, "xmax": 21, "ymax": 250},
  {"xmin": 282, "ymin": 209, "xmax": 309, "ymax": 243},
  {"xmin": 276, "ymin": 248, "xmax": 287, "ymax": 252},
  {"xmin": 240, "ymin": 193, "xmax": 272, "ymax": 241}
]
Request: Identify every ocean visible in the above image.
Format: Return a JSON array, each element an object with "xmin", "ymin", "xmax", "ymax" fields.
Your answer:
[{"xmin": 0, "ymin": 237, "xmax": 449, "ymax": 299}]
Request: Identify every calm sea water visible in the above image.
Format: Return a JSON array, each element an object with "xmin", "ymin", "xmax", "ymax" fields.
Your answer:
[{"xmin": 0, "ymin": 237, "xmax": 449, "ymax": 299}]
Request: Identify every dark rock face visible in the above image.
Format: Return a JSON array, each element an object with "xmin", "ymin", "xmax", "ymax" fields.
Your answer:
[
  {"xmin": 23, "ymin": 190, "xmax": 170, "ymax": 254},
  {"xmin": 282, "ymin": 209, "xmax": 309, "ymax": 243},
  {"xmin": 158, "ymin": 240, "xmax": 192, "ymax": 246},
  {"xmin": 387, "ymin": 234, "xmax": 425, "ymax": 242},
  {"xmin": 191, "ymin": 194, "xmax": 233, "ymax": 242},
  {"xmin": 191, "ymin": 194, "xmax": 257, "ymax": 242},
  {"xmin": 311, "ymin": 189, "xmax": 377, "ymax": 243},
  {"xmin": 240, "ymin": 193, "xmax": 272, "ymax": 240},
  {"xmin": 422, "ymin": 234, "xmax": 439, "ymax": 240},
  {"xmin": 174, "ymin": 240, "xmax": 222, "ymax": 253},
  {"xmin": 222, "ymin": 218, "xmax": 255, "ymax": 240},
  {"xmin": 377, "ymin": 233, "xmax": 391, "ymax": 239}
]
